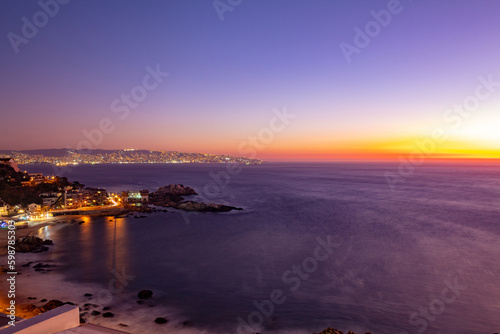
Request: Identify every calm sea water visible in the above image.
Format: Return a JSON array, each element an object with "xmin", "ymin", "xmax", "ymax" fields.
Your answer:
[{"xmin": 21, "ymin": 162, "xmax": 500, "ymax": 334}]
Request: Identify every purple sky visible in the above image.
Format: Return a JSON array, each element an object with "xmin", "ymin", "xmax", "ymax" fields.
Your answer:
[{"xmin": 1, "ymin": 0, "xmax": 499, "ymax": 159}]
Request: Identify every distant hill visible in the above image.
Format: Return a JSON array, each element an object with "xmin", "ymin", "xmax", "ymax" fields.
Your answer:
[
  {"xmin": 0, "ymin": 149, "xmax": 262, "ymax": 165},
  {"xmin": 0, "ymin": 149, "xmax": 118, "ymax": 157}
]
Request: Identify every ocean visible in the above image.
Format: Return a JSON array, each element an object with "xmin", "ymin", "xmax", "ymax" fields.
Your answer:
[{"xmin": 18, "ymin": 162, "xmax": 500, "ymax": 334}]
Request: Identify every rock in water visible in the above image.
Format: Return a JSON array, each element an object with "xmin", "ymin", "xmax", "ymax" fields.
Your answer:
[
  {"xmin": 155, "ymin": 184, "xmax": 197, "ymax": 195},
  {"xmin": 138, "ymin": 289, "xmax": 153, "ymax": 299},
  {"xmin": 15, "ymin": 236, "xmax": 53, "ymax": 253},
  {"xmin": 313, "ymin": 328, "xmax": 372, "ymax": 334},
  {"xmin": 154, "ymin": 317, "xmax": 168, "ymax": 324},
  {"xmin": 149, "ymin": 184, "xmax": 197, "ymax": 207},
  {"xmin": 150, "ymin": 184, "xmax": 243, "ymax": 212},
  {"xmin": 40, "ymin": 300, "xmax": 64, "ymax": 312},
  {"xmin": 176, "ymin": 201, "xmax": 242, "ymax": 212}
]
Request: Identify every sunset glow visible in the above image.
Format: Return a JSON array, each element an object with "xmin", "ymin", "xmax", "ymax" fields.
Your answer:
[{"xmin": 1, "ymin": 1, "xmax": 499, "ymax": 162}]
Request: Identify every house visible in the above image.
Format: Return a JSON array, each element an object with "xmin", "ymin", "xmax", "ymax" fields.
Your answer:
[
  {"xmin": 0, "ymin": 198, "xmax": 9, "ymax": 216},
  {"xmin": 121, "ymin": 190, "xmax": 149, "ymax": 209},
  {"xmin": 28, "ymin": 173, "xmax": 45, "ymax": 185},
  {"xmin": 28, "ymin": 203, "xmax": 42, "ymax": 213},
  {"xmin": 139, "ymin": 190, "xmax": 149, "ymax": 202},
  {"xmin": 40, "ymin": 192, "xmax": 63, "ymax": 209},
  {"xmin": 0, "ymin": 158, "xmax": 20, "ymax": 172},
  {"xmin": 20, "ymin": 173, "xmax": 46, "ymax": 187}
]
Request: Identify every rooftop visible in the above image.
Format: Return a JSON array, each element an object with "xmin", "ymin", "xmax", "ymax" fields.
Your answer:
[{"xmin": 0, "ymin": 305, "xmax": 129, "ymax": 334}]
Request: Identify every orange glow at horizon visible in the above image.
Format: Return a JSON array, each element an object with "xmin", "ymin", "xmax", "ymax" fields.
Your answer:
[{"xmin": 256, "ymin": 136, "xmax": 500, "ymax": 161}]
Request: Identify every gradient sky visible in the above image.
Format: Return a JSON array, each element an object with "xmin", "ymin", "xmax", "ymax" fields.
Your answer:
[{"xmin": 1, "ymin": 0, "xmax": 499, "ymax": 160}]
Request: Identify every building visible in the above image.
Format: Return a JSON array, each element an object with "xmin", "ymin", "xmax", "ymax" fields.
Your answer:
[
  {"xmin": 65, "ymin": 190, "xmax": 84, "ymax": 208},
  {"xmin": 41, "ymin": 188, "xmax": 110, "ymax": 210},
  {"xmin": 28, "ymin": 173, "xmax": 45, "ymax": 185},
  {"xmin": 82, "ymin": 188, "xmax": 109, "ymax": 207},
  {"xmin": 20, "ymin": 173, "xmax": 55, "ymax": 187},
  {"xmin": 40, "ymin": 192, "xmax": 63, "ymax": 209},
  {"xmin": 0, "ymin": 198, "xmax": 9, "ymax": 216},
  {"xmin": 28, "ymin": 203, "xmax": 42, "ymax": 213},
  {"xmin": 0, "ymin": 158, "xmax": 20, "ymax": 172},
  {"xmin": 121, "ymin": 190, "xmax": 149, "ymax": 209},
  {"xmin": 0, "ymin": 304, "xmax": 130, "ymax": 333}
]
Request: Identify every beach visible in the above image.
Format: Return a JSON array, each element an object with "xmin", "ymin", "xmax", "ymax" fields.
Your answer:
[
  {"xmin": 0, "ymin": 216, "xmax": 208, "ymax": 334},
  {"xmin": 0, "ymin": 219, "xmax": 63, "ymax": 256},
  {"xmin": 0, "ymin": 217, "xmax": 72, "ymax": 318}
]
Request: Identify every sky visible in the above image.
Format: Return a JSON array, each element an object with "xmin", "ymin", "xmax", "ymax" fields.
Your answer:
[{"xmin": 1, "ymin": 0, "xmax": 499, "ymax": 161}]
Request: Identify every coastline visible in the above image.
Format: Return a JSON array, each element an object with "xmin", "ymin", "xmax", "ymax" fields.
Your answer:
[
  {"xmin": 0, "ymin": 218, "xmax": 66, "ymax": 256},
  {"xmin": 0, "ymin": 230, "xmax": 363, "ymax": 334},
  {"xmin": 0, "ymin": 216, "xmax": 206, "ymax": 334}
]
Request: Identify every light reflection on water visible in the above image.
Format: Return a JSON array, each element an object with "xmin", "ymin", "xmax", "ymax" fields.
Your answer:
[{"xmin": 27, "ymin": 163, "xmax": 500, "ymax": 334}]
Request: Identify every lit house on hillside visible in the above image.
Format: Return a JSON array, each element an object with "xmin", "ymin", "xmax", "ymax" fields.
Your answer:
[
  {"xmin": 121, "ymin": 190, "xmax": 149, "ymax": 209},
  {"xmin": 0, "ymin": 198, "xmax": 9, "ymax": 216},
  {"xmin": 28, "ymin": 203, "xmax": 42, "ymax": 213},
  {"xmin": 0, "ymin": 158, "xmax": 20, "ymax": 172},
  {"xmin": 40, "ymin": 192, "xmax": 63, "ymax": 209},
  {"xmin": 41, "ymin": 188, "xmax": 110, "ymax": 210},
  {"xmin": 82, "ymin": 188, "xmax": 109, "ymax": 207}
]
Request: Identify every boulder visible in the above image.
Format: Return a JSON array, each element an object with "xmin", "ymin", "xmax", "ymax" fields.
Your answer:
[
  {"xmin": 177, "ymin": 201, "xmax": 243, "ymax": 212},
  {"xmin": 155, "ymin": 317, "xmax": 168, "ymax": 324},
  {"xmin": 149, "ymin": 184, "xmax": 243, "ymax": 212},
  {"xmin": 40, "ymin": 299, "xmax": 64, "ymax": 312},
  {"xmin": 15, "ymin": 236, "xmax": 53, "ymax": 253},
  {"xmin": 154, "ymin": 184, "xmax": 197, "ymax": 196},
  {"xmin": 138, "ymin": 289, "xmax": 153, "ymax": 299},
  {"xmin": 149, "ymin": 184, "xmax": 197, "ymax": 207},
  {"xmin": 313, "ymin": 328, "xmax": 372, "ymax": 334}
]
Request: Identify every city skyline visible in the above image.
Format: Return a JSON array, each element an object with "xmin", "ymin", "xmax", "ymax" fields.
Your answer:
[
  {"xmin": 0, "ymin": 148, "xmax": 263, "ymax": 165},
  {"xmin": 1, "ymin": 0, "xmax": 500, "ymax": 161}
]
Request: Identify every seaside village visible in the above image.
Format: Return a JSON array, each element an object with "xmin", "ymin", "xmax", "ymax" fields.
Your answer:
[
  {"xmin": 0, "ymin": 158, "xmax": 154, "ymax": 333},
  {"xmin": 0, "ymin": 158, "xmax": 150, "ymax": 228}
]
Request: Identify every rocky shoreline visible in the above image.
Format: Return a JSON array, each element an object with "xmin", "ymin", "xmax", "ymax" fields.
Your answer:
[
  {"xmin": 149, "ymin": 184, "xmax": 243, "ymax": 212},
  {"xmin": 314, "ymin": 328, "xmax": 372, "ymax": 334},
  {"xmin": 1, "ymin": 239, "xmax": 372, "ymax": 333},
  {"xmin": 0, "ymin": 201, "xmax": 368, "ymax": 333},
  {"xmin": 13, "ymin": 235, "xmax": 54, "ymax": 253},
  {"xmin": 0, "ymin": 248, "xmax": 187, "ymax": 332}
]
